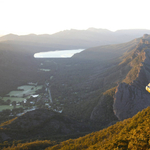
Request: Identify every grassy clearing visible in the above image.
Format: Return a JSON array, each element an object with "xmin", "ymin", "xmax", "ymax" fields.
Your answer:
[
  {"xmin": 39, "ymin": 69, "xmax": 51, "ymax": 71},
  {"xmin": 0, "ymin": 105, "xmax": 22, "ymax": 111},
  {"xmin": 0, "ymin": 85, "xmax": 42, "ymax": 111},
  {"xmin": 17, "ymin": 85, "xmax": 42, "ymax": 91},
  {"xmin": 7, "ymin": 85, "xmax": 42, "ymax": 97},
  {"xmin": 1, "ymin": 97, "xmax": 25, "ymax": 102}
]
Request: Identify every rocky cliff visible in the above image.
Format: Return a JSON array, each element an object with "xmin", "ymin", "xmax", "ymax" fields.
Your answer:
[
  {"xmin": 90, "ymin": 87, "xmax": 118, "ymax": 126},
  {"xmin": 114, "ymin": 34, "xmax": 150, "ymax": 120}
]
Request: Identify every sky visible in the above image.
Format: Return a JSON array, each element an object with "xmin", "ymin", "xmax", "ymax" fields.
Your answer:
[{"xmin": 0, "ymin": 0, "xmax": 150, "ymax": 36}]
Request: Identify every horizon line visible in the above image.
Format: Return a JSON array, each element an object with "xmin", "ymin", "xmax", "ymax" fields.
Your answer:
[{"xmin": 0, "ymin": 28, "xmax": 150, "ymax": 37}]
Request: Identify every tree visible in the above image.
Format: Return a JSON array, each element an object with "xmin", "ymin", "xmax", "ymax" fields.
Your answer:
[{"xmin": 12, "ymin": 101, "xmax": 16, "ymax": 109}]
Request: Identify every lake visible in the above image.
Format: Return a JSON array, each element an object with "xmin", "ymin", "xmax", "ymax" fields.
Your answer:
[{"xmin": 34, "ymin": 49, "xmax": 84, "ymax": 58}]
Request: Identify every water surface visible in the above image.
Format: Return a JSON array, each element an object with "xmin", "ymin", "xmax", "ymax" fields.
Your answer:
[{"xmin": 34, "ymin": 49, "xmax": 84, "ymax": 58}]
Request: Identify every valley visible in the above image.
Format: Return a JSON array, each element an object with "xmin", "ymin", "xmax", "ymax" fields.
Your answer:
[{"xmin": 0, "ymin": 31, "xmax": 150, "ymax": 149}]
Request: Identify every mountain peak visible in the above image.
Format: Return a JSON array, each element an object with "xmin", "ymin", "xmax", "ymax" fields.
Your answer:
[
  {"xmin": 87, "ymin": 27, "xmax": 112, "ymax": 33},
  {"xmin": 0, "ymin": 33, "xmax": 19, "ymax": 41},
  {"xmin": 2, "ymin": 33, "xmax": 18, "ymax": 37}
]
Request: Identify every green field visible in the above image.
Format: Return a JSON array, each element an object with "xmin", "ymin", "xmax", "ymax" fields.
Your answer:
[
  {"xmin": 0, "ymin": 85, "xmax": 43, "ymax": 111},
  {"xmin": 1, "ymin": 97, "xmax": 25, "ymax": 102},
  {"xmin": 7, "ymin": 85, "xmax": 43, "ymax": 97},
  {"xmin": 17, "ymin": 85, "xmax": 42, "ymax": 91},
  {"xmin": 0, "ymin": 105, "xmax": 23, "ymax": 111},
  {"xmin": 39, "ymin": 69, "xmax": 51, "ymax": 72}
]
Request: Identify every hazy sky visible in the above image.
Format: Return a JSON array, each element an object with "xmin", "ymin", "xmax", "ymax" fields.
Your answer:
[{"xmin": 0, "ymin": 0, "xmax": 149, "ymax": 35}]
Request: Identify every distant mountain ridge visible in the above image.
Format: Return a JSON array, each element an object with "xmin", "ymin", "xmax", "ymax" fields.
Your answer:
[{"xmin": 1, "ymin": 29, "xmax": 150, "ymax": 49}]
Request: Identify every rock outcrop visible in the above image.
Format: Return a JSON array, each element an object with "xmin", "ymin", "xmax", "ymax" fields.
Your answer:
[
  {"xmin": 114, "ymin": 83, "xmax": 150, "ymax": 120},
  {"xmin": 90, "ymin": 94, "xmax": 118, "ymax": 126},
  {"xmin": 114, "ymin": 35, "xmax": 150, "ymax": 120}
]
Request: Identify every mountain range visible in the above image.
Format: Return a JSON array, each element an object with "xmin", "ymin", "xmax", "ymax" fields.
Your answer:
[{"xmin": 1, "ymin": 28, "xmax": 150, "ymax": 49}]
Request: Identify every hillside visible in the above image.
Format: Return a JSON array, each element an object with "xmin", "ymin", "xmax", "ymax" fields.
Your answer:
[
  {"xmin": 46, "ymin": 106, "xmax": 150, "ymax": 150},
  {"xmin": 0, "ymin": 109, "xmax": 92, "ymax": 143},
  {"xmin": 0, "ymin": 41, "xmax": 50, "ymax": 94},
  {"xmin": 2, "ymin": 106, "xmax": 150, "ymax": 150},
  {"xmin": 73, "ymin": 37, "xmax": 139, "ymax": 61},
  {"xmin": 114, "ymin": 34, "xmax": 150, "ymax": 120}
]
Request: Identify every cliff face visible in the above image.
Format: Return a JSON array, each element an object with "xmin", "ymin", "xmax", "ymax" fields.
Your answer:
[
  {"xmin": 90, "ymin": 94, "xmax": 118, "ymax": 126},
  {"xmin": 114, "ymin": 35, "xmax": 150, "ymax": 120},
  {"xmin": 114, "ymin": 83, "xmax": 150, "ymax": 120}
]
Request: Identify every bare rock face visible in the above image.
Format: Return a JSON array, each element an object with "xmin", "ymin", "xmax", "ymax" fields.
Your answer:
[
  {"xmin": 90, "ymin": 88, "xmax": 120, "ymax": 126},
  {"xmin": 114, "ymin": 83, "xmax": 150, "ymax": 120},
  {"xmin": 90, "ymin": 93, "xmax": 118, "ymax": 126},
  {"xmin": 114, "ymin": 46, "xmax": 150, "ymax": 120}
]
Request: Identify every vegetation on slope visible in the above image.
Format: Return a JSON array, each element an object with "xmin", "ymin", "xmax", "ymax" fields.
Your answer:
[
  {"xmin": 123, "ymin": 49, "xmax": 146, "ymax": 84},
  {"xmin": 1, "ymin": 106, "xmax": 150, "ymax": 149},
  {"xmin": 2, "ymin": 140, "xmax": 56, "ymax": 150},
  {"xmin": 102, "ymin": 87, "xmax": 119, "ymax": 125},
  {"xmin": 44, "ymin": 106, "xmax": 150, "ymax": 150},
  {"xmin": 0, "ymin": 109, "xmax": 92, "ymax": 146},
  {"xmin": 120, "ymin": 38, "xmax": 150, "ymax": 85},
  {"xmin": 90, "ymin": 87, "xmax": 118, "ymax": 128}
]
